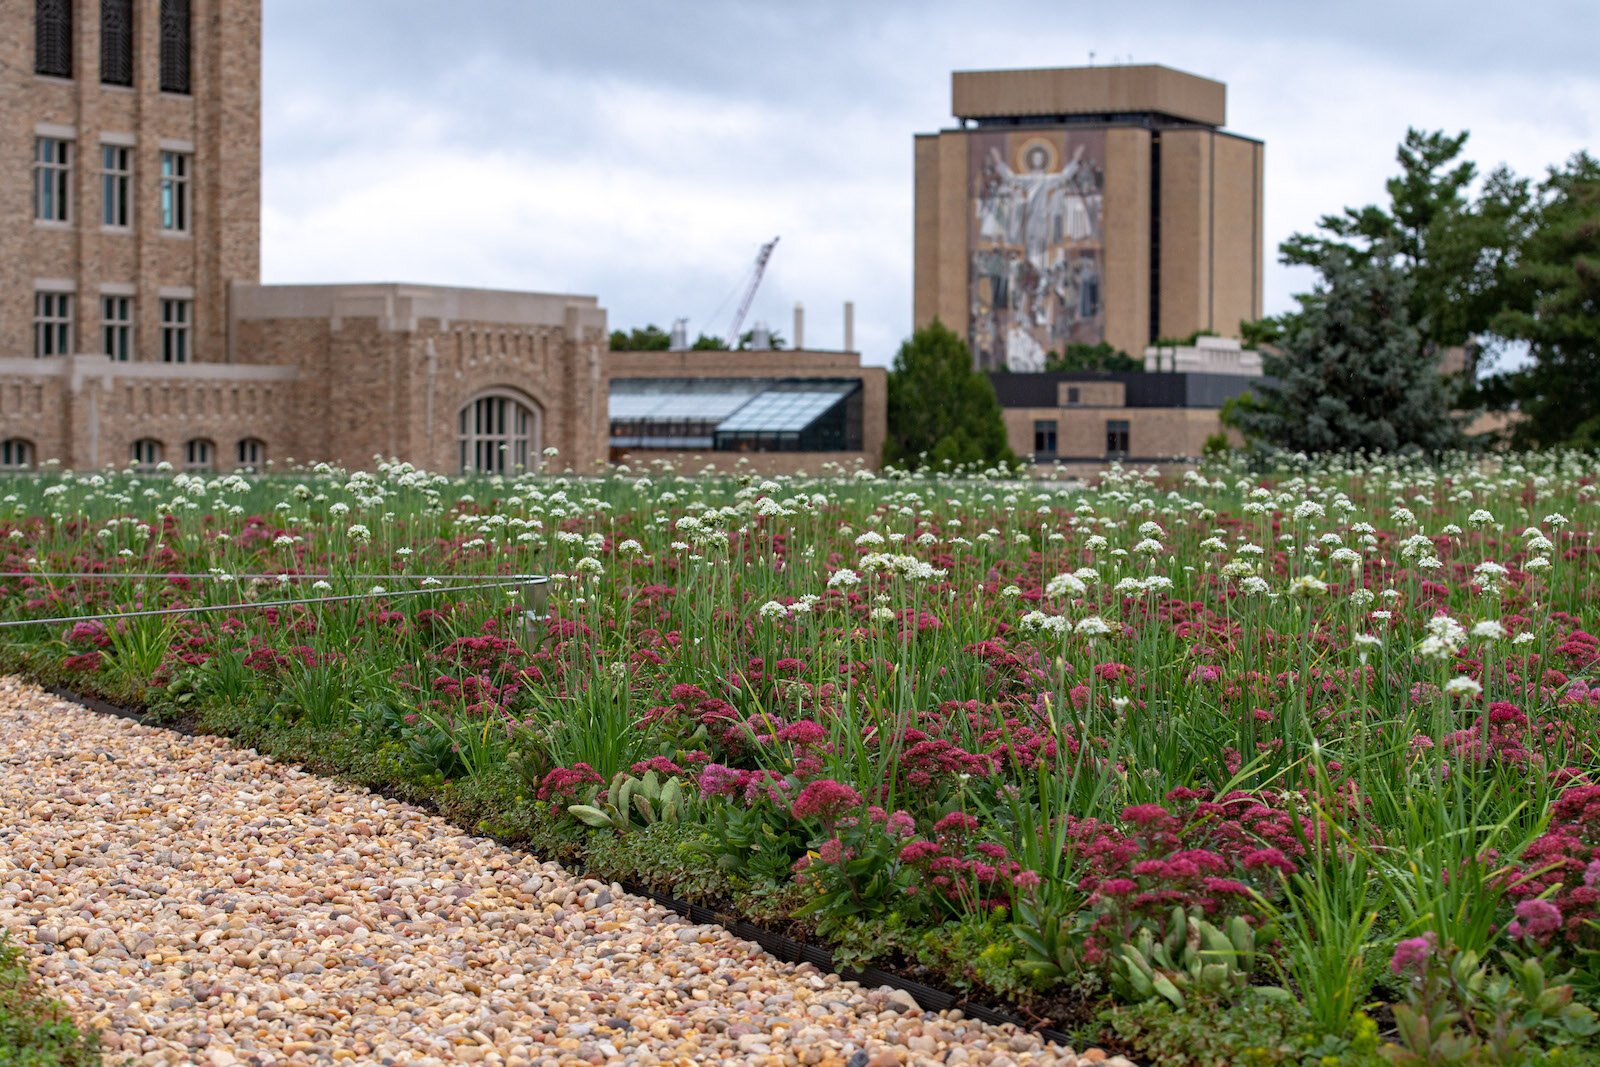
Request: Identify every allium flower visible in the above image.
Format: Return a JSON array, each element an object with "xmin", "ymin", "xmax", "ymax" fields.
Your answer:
[
  {"xmin": 1472, "ymin": 620, "xmax": 1507, "ymax": 641},
  {"xmin": 1289, "ymin": 575, "xmax": 1328, "ymax": 597},
  {"xmin": 1390, "ymin": 932, "xmax": 1436, "ymax": 976},
  {"xmin": 1467, "ymin": 509, "xmax": 1495, "ymax": 527},
  {"xmin": 1045, "ymin": 573, "xmax": 1087, "ymax": 598},
  {"xmin": 1444, "ymin": 676, "xmax": 1483, "ymax": 699},
  {"xmin": 1584, "ymin": 859, "xmax": 1600, "ymax": 889},
  {"xmin": 1075, "ymin": 616, "xmax": 1112, "ymax": 637},
  {"xmin": 828, "ymin": 568, "xmax": 861, "ymax": 588}
]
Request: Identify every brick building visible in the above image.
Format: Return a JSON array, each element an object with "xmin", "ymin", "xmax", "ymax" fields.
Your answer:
[
  {"xmin": 2, "ymin": 0, "xmax": 607, "ymax": 472},
  {"xmin": 914, "ymin": 65, "xmax": 1264, "ymax": 371},
  {"xmin": 993, "ymin": 368, "xmax": 1257, "ymax": 475}
]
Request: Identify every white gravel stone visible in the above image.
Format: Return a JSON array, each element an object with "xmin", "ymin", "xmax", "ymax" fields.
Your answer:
[{"xmin": 0, "ymin": 678, "xmax": 1115, "ymax": 1065}]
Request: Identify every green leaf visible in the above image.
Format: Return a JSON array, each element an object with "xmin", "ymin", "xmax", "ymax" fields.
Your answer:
[
  {"xmin": 567, "ymin": 804, "xmax": 616, "ymax": 828},
  {"xmin": 1151, "ymin": 972, "xmax": 1185, "ymax": 1009}
]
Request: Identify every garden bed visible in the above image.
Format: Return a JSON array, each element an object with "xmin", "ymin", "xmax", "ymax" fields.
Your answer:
[{"xmin": 2, "ymin": 456, "xmax": 1598, "ymax": 1065}]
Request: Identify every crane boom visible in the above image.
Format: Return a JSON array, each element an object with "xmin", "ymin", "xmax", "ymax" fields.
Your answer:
[{"xmin": 724, "ymin": 236, "xmax": 780, "ymax": 349}]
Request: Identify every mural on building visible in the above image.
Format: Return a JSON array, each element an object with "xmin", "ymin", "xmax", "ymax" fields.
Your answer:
[{"xmin": 968, "ymin": 129, "xmax": 1105, "ymax": 371}]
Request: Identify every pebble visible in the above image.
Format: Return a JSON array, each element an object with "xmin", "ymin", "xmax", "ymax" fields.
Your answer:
[{"xmin": 0, "ymin": 678, "xmax": 1118, "ymax": 1065}]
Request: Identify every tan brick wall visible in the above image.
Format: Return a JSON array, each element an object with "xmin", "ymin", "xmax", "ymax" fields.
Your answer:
[
  {"xmin": 2, "ymin": 0, "xmax": 261, "ymax": 368},
  {"xmin": 1055, "ymin": 380, "xmax": 1124, "ymax": 406},
  {"xmin": 953, "ymin": 66, "xmax": 1226, "ymax": 127},
  {"xmin": 1210, "ymin": 133, "xmax": 1262, "ymax": 334},
  {"xmin": 1005, "ymin": 403, "xmax": 1227, "ymax": 462},
  {"xmin": 1102, "ymin": 127, "xmax": 1151, "ymax": 358},
  {"xmin": 1157, "ymin": 127, "xmax": 1210, "ymax": 340},
  {"xmin": 912, "ymin": 134, "xmax": 940, "ymax": 333},
  {"xmin": 0, "ymin": 356, "xmax": 298, "ymax": 469},
  {"xmin": 231, "ymin": 283, "xmax": 610, "ymax": 474}
]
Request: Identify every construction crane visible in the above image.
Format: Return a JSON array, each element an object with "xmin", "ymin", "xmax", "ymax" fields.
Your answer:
[{"xmin": 723, "ymin": 236, "xmax": 779, "ymax": 350}]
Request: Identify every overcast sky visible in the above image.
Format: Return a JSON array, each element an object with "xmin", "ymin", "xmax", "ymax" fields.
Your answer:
[{"xmin": 261, "ymin": 1, "xmax": 1597, "ymax": 366}]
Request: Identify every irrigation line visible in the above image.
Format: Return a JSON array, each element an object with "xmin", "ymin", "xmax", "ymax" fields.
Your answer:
[
  {"xmin": 2, "ymin": 571, "xmax": 534, "ymax": 583},
  {"xmin": 0, "ymin": 578, "xmax": 544, "ymax": 630}
]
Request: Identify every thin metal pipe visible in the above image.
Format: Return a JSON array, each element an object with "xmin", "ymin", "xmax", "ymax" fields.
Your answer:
[
  {"xmin": 0, "ymin": 571, "xmax": 535, "ymax": 583},
  {"xmin": 0, "ymin": 578, "xmax": 544, "ymax": 629}
]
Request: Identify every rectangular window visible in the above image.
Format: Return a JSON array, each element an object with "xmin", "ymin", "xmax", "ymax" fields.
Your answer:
[
  {"xmin": 1033, "ymin": 419, "xmax": 1058, "ymax": 457},
  {"xmin": 1066, "ymin": 386, "xmax": 1080, "ymax": 404},
  {"xmin": 102, "ymin": 144, "xmax": 131, "ymax": 227},
  {"xmin": 160, "ymin": 151, "xmax": 189, "ymax": 231},
  {"xmin": 1106, "ymin": 419, "xmax": 1131, "ymax": 457},
  {"xmin": 35, "ymin": 0, "xmax": 73, "ymax": 78},
  {"xmin": 159, "ymin": 0, "xmax": 190, "ymax": 94},
  {"xmin": 101, "ymin": 0, "xmax": 134, "ymax": 86},
  {"xmin": 33, "ymin": 137, "xmax": 71, "ymax": 222},
  {"xmin": 103, "ymin": 296, "xmax": 132, "ymax": 361},
  {"xmin": 34, "ymin": 292, "xmax": 73, "ymax": 358},
  {"xmin": 160, "ymin": 298, "xmax": 189, "ymax": 363}
]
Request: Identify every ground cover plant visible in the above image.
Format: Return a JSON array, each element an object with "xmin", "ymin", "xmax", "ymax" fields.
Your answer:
[
  {"xmin": 2, "ymin": 453, "xmax": 1599, "ymax": 1064},
  {"xmin": 0, "ymin": 931, "xmax": 102, "ymax": 1065}
]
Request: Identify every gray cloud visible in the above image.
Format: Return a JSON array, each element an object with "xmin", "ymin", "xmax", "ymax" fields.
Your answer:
[{"xmin": 262, "ymin": 1, "xmax": 1598, "ymax": 364}]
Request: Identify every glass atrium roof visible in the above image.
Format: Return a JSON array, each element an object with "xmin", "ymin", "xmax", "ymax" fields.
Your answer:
[
  {"xmin": 609, "ymin": 378, "xmax": 857, "ymax": 435},
  {"xmin": 714, "ymin": 383, "xmax": 856, "ymax": 433},
  {"xmin": 608, "ymin": 378, "xmax": 766, "ymax": 423}
]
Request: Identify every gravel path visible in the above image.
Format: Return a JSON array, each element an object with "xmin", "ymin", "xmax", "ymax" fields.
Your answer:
[{"xmin": 0, "ymin": 679, "xmax": 1119, "ymax": 1067}]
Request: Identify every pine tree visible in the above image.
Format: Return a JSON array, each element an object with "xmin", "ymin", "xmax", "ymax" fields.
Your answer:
[
  {"xmin": 1485, "ymin": 152, "xmax": 1600, "ymax": 446},
  {"xmin": 884, "ymin": 321, "xmax": 1018, "ymax": 470},
  {"xmin": 1228, "ymin": 249, "xmax": 1464, "ymax": 453}
]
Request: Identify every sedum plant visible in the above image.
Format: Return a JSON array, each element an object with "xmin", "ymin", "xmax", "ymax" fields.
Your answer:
[
  {"xmin": 1108, "ymin": 906, "xmax": 1281, "ymax": 1009},
  {"xmin": 568, "ymin": 770, "xmax": 688, "ymax": 831}
]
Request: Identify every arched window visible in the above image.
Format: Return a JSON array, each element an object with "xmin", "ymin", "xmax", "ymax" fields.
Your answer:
[
  {"xmin": 101, "ymin": 0, "xmax": 134, "ymax": 86},
  {"xmin": 158, "ymin": 0, "xmax": 189, "ymax": 93},
  {"xmin": 35, "ymin": 0, "xmax": 72, "ymax": 78},
  {"xmin": 130, "ymin": 438, "xmax": 162, "ymax": 472},
  {"xmin": 0, "ymin": 439, "xmax": 35, "ymax": 471},
  {"xmin": 458, "ymin": 392, "xmax": 540, "ymax": 474},
  {"xmin": 236, "ymin": 437, "xmax": 265, "ymax": 471},
  {"xmin": 184, "ymin": 438, "xmax": 214, "ymax": 471}
]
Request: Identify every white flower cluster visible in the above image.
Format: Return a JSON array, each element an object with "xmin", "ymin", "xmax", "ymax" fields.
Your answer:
[{"xmin": 1418, "ymin": 614, "xmax": 1467, "ymax": 661}]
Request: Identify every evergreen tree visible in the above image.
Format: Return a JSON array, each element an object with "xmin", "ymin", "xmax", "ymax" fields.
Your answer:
[
  {"xmin": 1484, "ymin": 152, "xmax": 1600, "ymax": 446},
  {"xmin": 1228, "ymin": 249, "xmax": 1463, "ymax": 453},
  {"xmin": 884, "ymin": 321, "xmax": 1018, "ymax": 470},
  {"xmin": 1276, "ymin": 128, "xmax": 1529, "ymax": 361}
]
